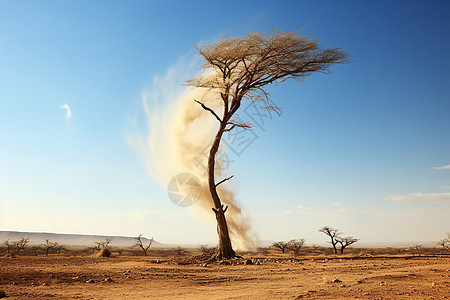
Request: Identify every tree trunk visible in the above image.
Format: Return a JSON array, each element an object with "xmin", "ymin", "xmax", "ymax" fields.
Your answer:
[
  {"xmin": 332, "ymin": 241, "xmax": 338, "ymax": 254},
  {"xmin": 208, "ymin": 122, "xmax": 236, "ymax": 259}
]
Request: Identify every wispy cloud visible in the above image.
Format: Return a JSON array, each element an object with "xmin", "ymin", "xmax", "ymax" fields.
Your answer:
[
  {"xmin": 382, "ymin": 192, "xmax": 450, "ymax": 204},
  {"xmin": 432, "ymin": 165, "xmax": 450, "ymax": 170},
  {"xmin": 441, "ymin": 186, "xmax": 450, "ymax": 189},
  {"xmin": 59, "ymin": 103, "xmax": 72, "ymax": 118}
]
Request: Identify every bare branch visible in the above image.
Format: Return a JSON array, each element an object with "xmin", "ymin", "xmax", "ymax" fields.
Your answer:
[
  {"xmin": 215, "ymin": 175, "xmax": 234, "ymax": 187},
  {"xmin": 224, "ymin": 120, "xmax": 252, "ymax": 132},
  {"xmin": 194, "ymin": 99, "xmax": 222, "ymax": 123}
]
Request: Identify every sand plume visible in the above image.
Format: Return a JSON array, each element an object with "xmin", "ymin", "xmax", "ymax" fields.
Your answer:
[{"xmin": 129, "ymin": 61, "xmax": 257, "ymax": 250}]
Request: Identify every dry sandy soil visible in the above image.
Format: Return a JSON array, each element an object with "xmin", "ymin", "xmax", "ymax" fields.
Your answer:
[{"xmin": 1, "ymin": 253, "xmax": 449, "ymax": 299}]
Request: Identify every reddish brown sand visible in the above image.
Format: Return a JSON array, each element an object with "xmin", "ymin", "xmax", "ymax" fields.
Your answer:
[{"xmin": 1, "ymin": 255, "xmax": 449, "ymax": 299}]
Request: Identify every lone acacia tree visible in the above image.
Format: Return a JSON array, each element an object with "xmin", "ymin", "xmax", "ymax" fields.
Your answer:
[{"xmin": 188, "ymin": 30, "xmax": 350, "ymax": 259}]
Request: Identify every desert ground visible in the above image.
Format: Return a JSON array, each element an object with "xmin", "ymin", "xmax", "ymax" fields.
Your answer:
[{"xmin": 1, "ymin": 247, "xmax": 449, "ymax": 299}]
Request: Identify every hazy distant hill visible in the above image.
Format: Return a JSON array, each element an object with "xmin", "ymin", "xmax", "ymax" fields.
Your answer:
[{"xmin": 0, "ymin": 231, "xmax": 160, "ymax": 247}]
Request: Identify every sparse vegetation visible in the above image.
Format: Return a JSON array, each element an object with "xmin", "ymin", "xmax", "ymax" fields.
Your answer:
[{"xmin": 135, "ymin": 234, "xmax": 154, "ymax": 256}]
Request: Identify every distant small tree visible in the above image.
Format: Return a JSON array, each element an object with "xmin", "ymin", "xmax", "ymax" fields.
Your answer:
[
  {"xmin": 199, "ymin": 244, "xmax": 214, "ymax": 255},
  {"xmin": 335, "ymin": 236, "xmax": 358, "ymax": 254},
  {"xmin": 93, "ymin": 239, "xmax": 111, "ymax": 252},
  {"xmin": 93, "ymin": 242, "xmax": 102, "ymax": 252},
  {"xmin": 45, "ymin": 239, "xmax": 58, "ymax": 256},
  {"xmin": 55, "ymin": 244, "xmax": 65, "ymax": 254},
  {"xmin": 135, "ymin": 234, "xmax": 154, "ymax": 256},
  {"xmin": 32, "ymin": 246, "xmax": 40, "ymax": 256},
  {"xmin": 4, "ymin": 240, "xmax": 11, "ymax": 255},
  {"xmin": 319, "ymin": 226, "xmax": 341, "ymax": 254},
  {"xmin": 272, "ymin": 241, "xmax": 289, "ymax": 253},
  {"xmin": 288, "ymin": 238, "xmax": 306, "ymax": 256},
  {"xmin": 13, "ymin": 238, "xmax": 29, "ymax": 254},
  {"xmin": 175, "ymin": 246, "xmax": 187, "ymax": 256},
  {"xmin": 438, "ymin": 233, "xmax": 450, "ymax": 252}
]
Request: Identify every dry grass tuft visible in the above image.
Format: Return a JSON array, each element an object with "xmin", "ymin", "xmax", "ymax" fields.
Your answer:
[{"xmin": 96, "ymin": 248, "xmax": 112, "ymax": 257}]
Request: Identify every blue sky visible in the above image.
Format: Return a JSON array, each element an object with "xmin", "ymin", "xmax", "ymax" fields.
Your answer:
[{"xmin": 1, "ymin": 0, "xmax": 449, "ymax": 246}]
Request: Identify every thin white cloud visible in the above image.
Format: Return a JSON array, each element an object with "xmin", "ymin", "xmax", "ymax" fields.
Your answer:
[
  {"xmin": 382, "ymin": 192, "xmax": 450, "ymax": 204},
  {"xmin": 333, "ymin": 202, "xmax": 342, "ymax": 207},
  {"xmin": 59, "ymin": 103, "xmax": 72, "ymax": 118},
  {"xmin": 441, "ymin": 186, "xmax": 450, "ymax": 189},
  {"xmin": 432, "ymin": 165, "xmax": 450, "ymax": 170}
]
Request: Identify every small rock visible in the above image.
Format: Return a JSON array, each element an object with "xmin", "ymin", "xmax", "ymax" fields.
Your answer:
[
  {"xmin": 332, "ymin": 278, "xmax": 342, "ymax": 283},
  {"xmin": 244, "ymin": 259, "xmax": 253, "ymax": 265},
  {"xmin": 85, "ymin": 279, "xmax": 95, "ymax": 283},
  {"xmin": 104, "ymin": 277, "xmax": 113, "ymax": 282},
  {"xmin": 42, "ymin": 282, "xmax": 49, "ymax": 286},
  {"xmin": 0, "ymin": 291, "xmax": 6, "ymax": 298},
  {"xmin": 356, "ymin": 280, "xmax": 363, "ymax": 284},
  {"xmin": 431, "ymin": 282, "xmax": 436, "ymax": 288},
  {"xmin": 202, "ymin": 263, "xmax": 208, "ymax": 267},
  {"xmin": 256, "ymin": 260, "xmax": 261, "ymax": 265},
  {"xmin": 155, "ymin": 260, "xmax": 161, "ymax": 264},
  {"xmin": 12, "ymin": 281, "xmax": 18, "ymax": 285}
]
